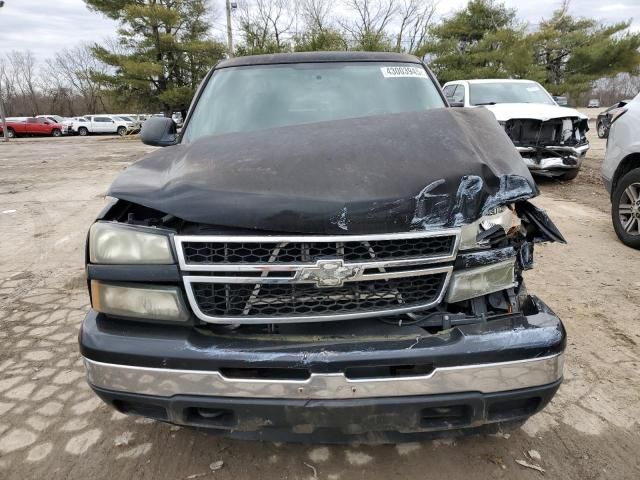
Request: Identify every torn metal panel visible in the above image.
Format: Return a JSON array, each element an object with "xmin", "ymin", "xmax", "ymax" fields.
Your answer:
[
  {"xmin": 516, "ymin": 201, "xmax": 567, "ymax": 244},
  {"xmin": 108, "ymin": 108, "xmax": 538, "ymax": 235}
]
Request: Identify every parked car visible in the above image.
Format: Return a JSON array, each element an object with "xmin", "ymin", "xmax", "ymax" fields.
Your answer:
[
  {"xmin": 602, "ymin": 95, "xmax": 640, "ymax": 248},
  {"xmin": 588, "ymin": 99, "xmax": 601, "ymax": 108},
  {"xmin": 80, "ymin": 52, "xmax": 566, "ymax": 443},
  {"xmin": 109, "ymin": 115, "xmax": 140, "ymax": 133},
  {"xmin": 70, "ymin": 115, "xmax": 128, "ymax": 136},
  {"xmin": 130, "ymin": 114, "xmax": 150, "ymax": 123},
  {"xmin": 552, "ymin": 96, "xmax": 568, "ymax": 106},
  {"xmin": 114, "ymin": 114, "xmax": 142, "ymax": 131},
  {"xmin": 596, "ymin": 100, "xmax": 632, "ymax": 138},
  {"xmin": 36, "ymin": 115, "xmax": 73, "ymax": 134},
  {"xmin": 443, "ymin": 79, "xmax": 589, "ymax": 181},
  {"xmin": 68, "ymin": 116, "xmax": 91, "ymax": 135},
  {"xmin": 0, "ymin": 117, "xmax": 65, "ymax": 138}
]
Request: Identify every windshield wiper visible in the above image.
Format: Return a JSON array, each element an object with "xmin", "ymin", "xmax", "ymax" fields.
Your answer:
[{"xmin": 474, "ymin": 102, "xmax": 497, "ymax": 105}]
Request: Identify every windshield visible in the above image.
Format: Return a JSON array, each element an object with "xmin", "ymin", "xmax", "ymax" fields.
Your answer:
[
  {"xmin": 183, "ymin": 62, "xmax": 445, "ymax": 142},
  {"xmin": 469, "ymin": 82, "xmax": 555, "ymax": 106}
]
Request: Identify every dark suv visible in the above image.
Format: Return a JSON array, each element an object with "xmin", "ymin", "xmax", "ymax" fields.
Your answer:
[{"xmin": 79, "ymin": 52, "xmax": 566, "ymax": 443}]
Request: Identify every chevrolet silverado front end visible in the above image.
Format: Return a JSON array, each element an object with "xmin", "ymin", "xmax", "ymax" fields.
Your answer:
[{"xmin": 79, "ymin": 52, "xmax": 566, "ymax": 443}]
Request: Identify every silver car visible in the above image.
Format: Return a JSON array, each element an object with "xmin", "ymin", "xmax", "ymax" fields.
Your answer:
[{"xmin": 602, "ymin": 94, "xmax": 640, "ymax": 248}]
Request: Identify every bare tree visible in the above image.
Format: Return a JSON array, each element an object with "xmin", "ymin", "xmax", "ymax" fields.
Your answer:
[
  {"xmin": 0, "ymin": 56, "xmax": 17, "ymax": 113},
  {"xmin": 236, "ymin": 0, "xmax": 296, "ymax": 53},
  {"xmin": 341, "ymin": 0, "xmax": 398, "ymax": 50},
  {"xmin": 260, "ymin": 0, "xmax": 296, "ymax": 49},
  {"xmin": 593, "ymin": 73, "xmax": 640, "ymax": 106},
  {"xmin": 45, "ymin": 45, "xmax": 109, "ymax": 114},
  {"xmin": 395, "ymin": 0, "xmax": 437, "ymax": 54},
  {"xmin": 8, "ymin": 51, "xmax": 39, "ymax": 115},
  {"xmin": 300, "ymin": 0, "xmax": 331, "ymax": 32}
]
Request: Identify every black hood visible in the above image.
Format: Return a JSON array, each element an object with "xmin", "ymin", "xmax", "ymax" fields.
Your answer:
[{"xmin": 108, "ymin": 108, "xmax": 538, "ymax": 234}]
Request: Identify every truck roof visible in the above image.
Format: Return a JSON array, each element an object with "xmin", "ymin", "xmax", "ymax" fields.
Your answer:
[{"xmin": 216, "ymin": 51, "xmax": 422, "ymax": 69}]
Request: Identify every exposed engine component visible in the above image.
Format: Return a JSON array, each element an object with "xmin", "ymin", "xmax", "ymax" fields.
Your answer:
[{"xmin": 503, "ymin": 117, "xmax": 589, "ymax": 178}]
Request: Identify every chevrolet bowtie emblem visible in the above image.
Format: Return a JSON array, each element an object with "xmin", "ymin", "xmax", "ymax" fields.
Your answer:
[{"xmin": 296, "ymin": 259, "xmax": 362, "ymax": 288}]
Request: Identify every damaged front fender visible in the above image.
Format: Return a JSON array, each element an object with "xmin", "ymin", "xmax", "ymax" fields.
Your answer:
[{"xmin": 516, "ymin": 201, "xmax": 566, "ymax": 244}]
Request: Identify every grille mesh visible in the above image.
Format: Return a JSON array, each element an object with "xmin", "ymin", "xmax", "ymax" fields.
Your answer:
[
  {"xmin": 183, "ymin": 237, "xmax": 455, "ymax": 265},
  {"xmin": 191, "ymin": 273, "xmax": 447, "ymax": 318}
]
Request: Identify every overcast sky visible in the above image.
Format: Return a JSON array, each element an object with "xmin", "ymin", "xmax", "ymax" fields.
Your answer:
[{"xmin": 0, "ymin": 0, "xmax": 638, "ymax": 61}]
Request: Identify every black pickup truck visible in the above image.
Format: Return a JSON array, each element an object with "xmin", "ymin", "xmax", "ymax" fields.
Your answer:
[{"xmin": 79, "ymin": 52, "xmax": 566, "ymax": 443}]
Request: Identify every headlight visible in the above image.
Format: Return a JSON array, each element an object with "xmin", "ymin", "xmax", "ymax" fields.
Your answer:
[
  {"xmin": 91, "ymin": 281, "xmax": 189, "ymax": 322},
  {"xmin": 89, "ymin": 222, "xmax": 174, "ymax": 264},
  {"xmin": 446, "ymin": 259, "xmax": 517, "ymax": 303},
  {"xmin": 459, "ymin": 206, "xmax": 518, "ymax": 250}
]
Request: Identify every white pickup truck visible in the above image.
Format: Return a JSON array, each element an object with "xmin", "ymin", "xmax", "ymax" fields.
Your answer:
[
  {"xmin": 442, "ymin": 79, "xmax": 589, "ymax": 181},
  {"xmin": 70, "ymin": 115, "xmax": 129, "ymax": 136}
]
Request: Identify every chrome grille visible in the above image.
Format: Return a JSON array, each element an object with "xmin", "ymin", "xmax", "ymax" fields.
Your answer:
[
  {"xmin": 182, "ymin": 236, "xmax": 455, "ymax": 265},
  {"xmin": 175, "ymin": 231, "xmax": 460, "ymax": 324},
  {"xmin": 191, "ymin": 274, "xmax": 447, "ymax": 318}
]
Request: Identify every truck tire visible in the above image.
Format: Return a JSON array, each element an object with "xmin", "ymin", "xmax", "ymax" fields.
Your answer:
[
  {"xmin": 611, "ymin": 168, "xmax": 640, "ymax": 249},
  {"xmin": 117, "ymin": 126, "xmax": 127, "ymax": 137},
  {"xmin": 597, "ymin": 121, "xmax": 608, "ymax": 139},
  {"xmin": 51, "ymin": 129, "xmax": 62, "ymax": 137},
  {"xmin": 78, "ymin": 127, "xmax": 88, "ymax": 136}
]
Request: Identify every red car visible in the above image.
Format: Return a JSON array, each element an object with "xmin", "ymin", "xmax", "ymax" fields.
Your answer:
[{"xmin": 0, "ymin": 117, "xmax": 64, "ymax": 138}]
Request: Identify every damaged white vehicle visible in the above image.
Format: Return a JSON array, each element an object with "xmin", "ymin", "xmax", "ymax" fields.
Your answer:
[{"xmin": 443, "ymin": 79, "xmax": 589, "ymax": 181}]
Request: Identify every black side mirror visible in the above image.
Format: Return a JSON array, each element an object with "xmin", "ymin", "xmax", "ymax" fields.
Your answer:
[
  {"xmin": 140, "ymin": 117, "xmax": 178, "ymax": 147},
  {"xmin": 448, "ymin": 101, "xmax": 465, "ymax": 107}
]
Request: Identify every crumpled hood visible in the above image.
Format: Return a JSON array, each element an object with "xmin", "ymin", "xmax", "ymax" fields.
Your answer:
[
  {"xmin": 108, "ymin": 108, "xmax": 538, "ymax": 234},
  {"xmin": 484, "ymin": 103, "xmax": 588, "ymax": 122}
]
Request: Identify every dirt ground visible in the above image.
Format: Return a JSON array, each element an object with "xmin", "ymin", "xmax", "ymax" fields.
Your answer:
[{"xmin": 0, "ymin": 126, "xmax": 639, "ymax": 480}]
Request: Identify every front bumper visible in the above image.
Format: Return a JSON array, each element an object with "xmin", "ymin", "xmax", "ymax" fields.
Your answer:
[
  {"xmin": 91, "ymin": 381, "xmax": 561, "ymax": 443},
  {"xmin": 80, "ymin": 296, "xmax": 565, "ymax": 441},
  {"xmin": 517, "ymin": 143, "xmax": 589, "ymax": 176},
  {"xmin": 84, "ymin": 354, "xmax": 562, "ymax": 400}
]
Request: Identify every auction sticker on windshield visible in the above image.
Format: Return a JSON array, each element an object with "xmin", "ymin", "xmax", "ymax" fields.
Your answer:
[{"xmin": 380, "ymin": 66, "xmax": 428, "ymax": 78}]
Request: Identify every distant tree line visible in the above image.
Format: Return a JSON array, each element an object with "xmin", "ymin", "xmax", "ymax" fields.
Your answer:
[
  {"xmin": 0, "ymin": 48, "xmax": 115, "ymax": 117},
  {"xmin": 1, "ymin": 0, "xmax": 639, "ymax": 117}
]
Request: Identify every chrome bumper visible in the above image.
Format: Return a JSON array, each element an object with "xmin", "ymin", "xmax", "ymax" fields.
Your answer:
[
  {"xmin": 517, "ymin": 143, "xmax": 589, "ymax": 171},
  {"xmin": 83, "ymin": 353, "xmax": 564, "ymax": 400}
]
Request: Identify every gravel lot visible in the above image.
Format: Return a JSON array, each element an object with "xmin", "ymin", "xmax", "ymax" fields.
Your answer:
[{"xmin": 0, "ymin": 126, "xmax": 639, "ymax": 480}]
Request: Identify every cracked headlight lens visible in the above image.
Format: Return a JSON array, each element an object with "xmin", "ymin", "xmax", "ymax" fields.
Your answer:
[
  {"xmin": 459, "ymin": 206, "xmax": 517, "ymax": 250},
  {"xmin": 89, "ymin": 222, "xmax": 174, "ymax": 264}
]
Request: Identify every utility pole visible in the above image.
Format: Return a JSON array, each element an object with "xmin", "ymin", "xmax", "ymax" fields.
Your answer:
[
  {"xmin": 225, "ymin": 0, "xmax": 234, "ymax": 57},
  {"xmin": 0, "ymin": 0, "xmax": 7, "ymax": 142},
  {"xmin": 0, "ymin": 99, "xmax": 8, "ymax": 143}
]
